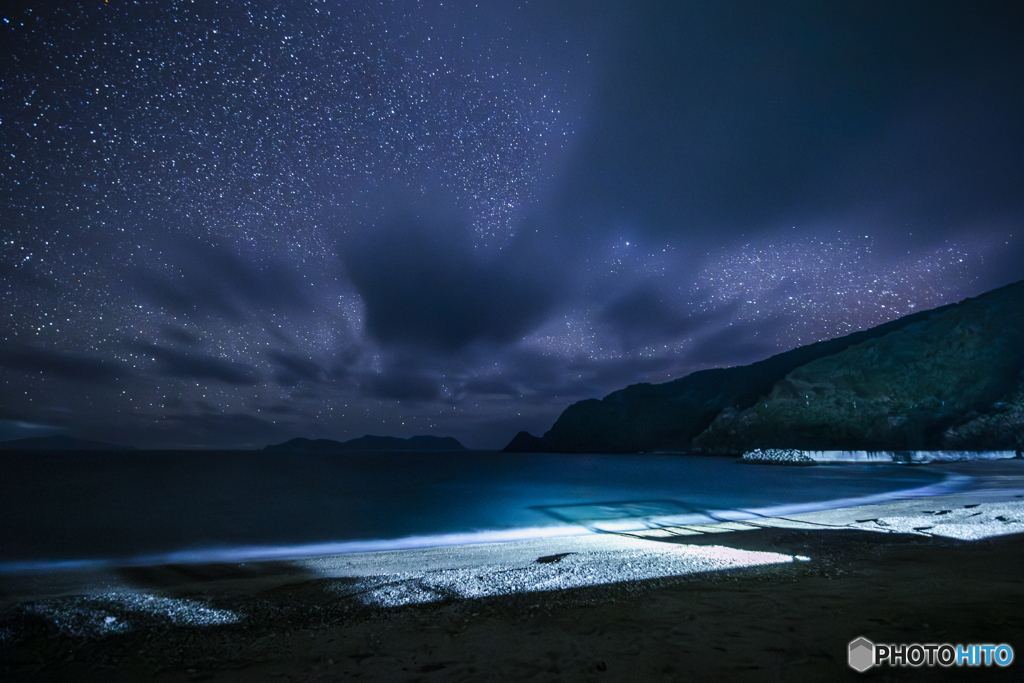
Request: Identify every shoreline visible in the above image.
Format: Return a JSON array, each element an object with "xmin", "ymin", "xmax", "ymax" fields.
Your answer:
[
  {"xmin": 0, "ymin": 464, "xmax": 968, "ymax": 578},
  {"xmin": 0, "ymin": 452, "xmax": 962, "ymax": 580},
  {"xmin": 3, "ymin": 461, "xmax": 1024, "ymax": 681}
]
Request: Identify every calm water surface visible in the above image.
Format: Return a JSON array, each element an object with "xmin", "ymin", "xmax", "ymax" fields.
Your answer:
[{"xmin": 0, "ymin": 450, "xmax": 959, "ymax": 566}]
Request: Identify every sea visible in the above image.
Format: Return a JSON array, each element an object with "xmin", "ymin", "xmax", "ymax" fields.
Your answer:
[{"xmin": 0, "ymin": 450, "xmax": 968, "ymax": 572}]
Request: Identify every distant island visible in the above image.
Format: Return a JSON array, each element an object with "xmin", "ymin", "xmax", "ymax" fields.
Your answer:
[
  {"xmin": 0, "ymin": 435, "xmax": 137, "ymax": 451},
  {"xmin": 505, "ymin": 279, "xmax": 1024, "ymax": 454},
  {"xmin": 265, "ymin": 435, "xmax": 467, "ymax": 452}
]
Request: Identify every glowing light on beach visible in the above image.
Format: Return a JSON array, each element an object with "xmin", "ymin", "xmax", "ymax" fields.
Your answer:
[
  {"xmin": 25, "ymin": 593, "xmax": 240, "ymax": 639},
  {"xmin": 320, "ymin": 543, "xmax": 803, "ymax": 608}
]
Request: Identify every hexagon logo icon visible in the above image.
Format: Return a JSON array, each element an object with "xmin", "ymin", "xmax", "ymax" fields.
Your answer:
[{"xmin": 848, "ymin": 637, "xmax": 875, "ymax": 672}]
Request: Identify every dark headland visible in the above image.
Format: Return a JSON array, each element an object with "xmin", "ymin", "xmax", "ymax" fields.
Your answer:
[
  {"xmin": 505, "ymin": 279, "xmax": 1024, "ymax": 454},
  {"xmin": 265, "ymin": 434, "xmax": 466, "ymax": 452}
]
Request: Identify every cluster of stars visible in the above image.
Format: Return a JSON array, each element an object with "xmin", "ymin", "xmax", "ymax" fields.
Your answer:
[
  {"xmin": 695, "ymin": 232, "xmax": 983, "ymax": 347},
  {"xmin": 1, "ymin": 2, "xmax": 1016, "ymax": 448},
  {"xmin": 1, "ymin": 1, "xmax": 574, "ymax": 444},
  {"xmin": 525, "ymin": 230, "xmax": 991, "ymax": 377}
]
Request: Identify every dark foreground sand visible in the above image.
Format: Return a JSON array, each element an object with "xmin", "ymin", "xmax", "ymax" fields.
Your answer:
[{"xmin": 3, "ymin": 523, "xmax": 1024, "ymax": 683}]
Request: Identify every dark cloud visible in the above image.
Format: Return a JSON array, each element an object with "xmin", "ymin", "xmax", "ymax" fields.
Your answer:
[
  {"xmin": 133, "ymin": 412, "xmax": 292, "ymax": 449},
  {"xmin": 287, "ymin": 389, "xmax": 323, "ymax": 401},
  {"xmin": 558, "ymin": 1, "xmax": 1024, "ymax": 241},
  {"xmin": 497, "ymin": 349, "xmax": 678, "ymax": 405},
  {"xmin": 598, "ymin": 284, "xmax": 740, "ymax": 350},
  {"xmin": 575, "ymin": 356, "xmax": 680, "ymax": 394},
  {"xmin": 162, "ymin": 327, "xmax": 200, "ymax": 345},
  {"xmin": 132, "ymin": 342, "xmax": 259, "ymax": 385},
  {"xmin": 0, "ymin": 345, "xmax": 123, "ymax": 383},
  {"xmin": 0, "ymin": 418, "xmax": 64, "ymax": 442},
  {"xmin": 267, "ymin": 350, "xmax": 324, "ymax": 386},
  {"xmin": 359, "ymin": 368, "xmax": 441, "ymax": 402},
  {"xmin": 341, "ymin": 211, "xmax": 560, "ymax": 352},
  {"xmin": 261, "ymin": 403, "xmax": 300, "ymax": 415},
  {"xmin": 4, "ymin": 1, "xmax": 1023, "ymax": 451},
  {"xmin": 685, "ymin": 323, "xmax": 784, "ymax": 368},
  {"xmin": 0, "ymin": 262, "xmax": 57, "ymax": 292},
  {"xmin": 132, "ymin": 240, "xmax": 312, "ymax": 321},
  {"xmin": 463, "ymin": 377, "xmax": 521, "ymax": 397}
]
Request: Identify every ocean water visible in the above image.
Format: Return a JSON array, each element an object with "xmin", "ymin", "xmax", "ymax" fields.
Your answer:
[{"xmin": 0, "ymin": 450, "xmax": 963, "ymax": 570}]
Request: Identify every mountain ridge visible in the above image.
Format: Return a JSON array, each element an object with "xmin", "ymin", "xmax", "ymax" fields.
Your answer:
[{"xmin": 505, "ymin": 280, "xmax": 1024, "ymax": 454}]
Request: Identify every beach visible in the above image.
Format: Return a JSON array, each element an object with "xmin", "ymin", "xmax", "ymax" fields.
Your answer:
[{"xmin": 3, "ymin": 460, "xmax": 1024, "ymax": 682}]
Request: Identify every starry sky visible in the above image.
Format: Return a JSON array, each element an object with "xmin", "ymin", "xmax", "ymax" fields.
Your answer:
[{"xmin": 2, "ymin": 0, "xmax": 1023, "ymax": 449}]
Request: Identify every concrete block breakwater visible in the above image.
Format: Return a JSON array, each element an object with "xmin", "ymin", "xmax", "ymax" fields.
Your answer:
[{"xmin": 741, "ymin": 449, "xmax": 1021, "ymax": 464}]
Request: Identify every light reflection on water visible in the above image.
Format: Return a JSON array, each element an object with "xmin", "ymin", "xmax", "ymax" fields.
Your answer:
[{"xmin": 0, "ymin": 450, "xmax": 963, "ymax": 567}]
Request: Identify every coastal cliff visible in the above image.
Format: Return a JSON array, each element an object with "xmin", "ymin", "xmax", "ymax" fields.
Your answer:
[{"xmin": 504, "ymin": 280, "xmax": 1024, "ymax": 453}]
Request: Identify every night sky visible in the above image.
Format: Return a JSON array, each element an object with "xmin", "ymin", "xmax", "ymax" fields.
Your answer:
[{"xmin": 2, "ymin": 1, "xmax": 1023, "ymax": 449}]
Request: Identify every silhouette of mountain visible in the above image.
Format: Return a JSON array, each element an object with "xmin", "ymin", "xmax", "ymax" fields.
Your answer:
[
  {"xmin": 506, "ymin": 280, "xmax": 1024, "ymax": 453},
  {"xmin": 502, "ymin": 431, "xmax": 547, "ymax": 453}
]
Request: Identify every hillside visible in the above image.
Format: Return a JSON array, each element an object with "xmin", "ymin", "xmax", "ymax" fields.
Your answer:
[{"xmin": 505, "ymin": 280, "xmax": 1024, "ymax": 453}]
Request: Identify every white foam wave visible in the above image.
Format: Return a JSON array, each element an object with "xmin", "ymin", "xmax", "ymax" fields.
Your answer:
[{"xmin": 0, "ymin": 473, "xmax": 972, "ymax": 574}]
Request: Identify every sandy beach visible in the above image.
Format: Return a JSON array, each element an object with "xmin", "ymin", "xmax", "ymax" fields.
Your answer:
[{"xmin": 3, "ymin": 460, "xmax": 1024, "ymax": 682}]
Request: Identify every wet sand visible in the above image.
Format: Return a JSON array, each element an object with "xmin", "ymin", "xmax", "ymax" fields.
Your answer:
[{"xmin": 3, "ymin": 461, "xmax": 1024, "ymax": 682}]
